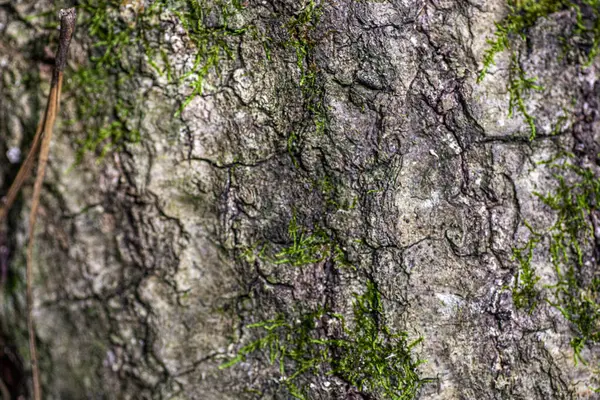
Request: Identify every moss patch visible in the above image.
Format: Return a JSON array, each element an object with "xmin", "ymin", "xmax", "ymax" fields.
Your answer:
[
  {"xmin": 513, "ymin": 156, "xmax": 600, "ymax": 363},
  {"xmin": 479, "ymin": 0, "xmax": 600, "ymax": 373},
  {"xmin": 284, "ymin": 0, "xmax": 329, "ymax": 166},
  {"xmin": 240, "ymin": 212, "xmax": 351, "ymax": 269},
  {"xmin": 221, "ymin": 280, "xmax": 428, "ymax": 399},
  {"xmin": 66, "ymin": 0, "xmax": 248, "ymax": 162},
  {"xmin": 478, "ymin": 0, "xmax": 600, "ymax": 139}
]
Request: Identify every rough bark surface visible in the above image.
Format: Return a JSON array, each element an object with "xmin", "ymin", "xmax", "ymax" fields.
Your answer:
[{"xmin": 0, "ymin": 0, "xmax": 599, "ymax": 399}]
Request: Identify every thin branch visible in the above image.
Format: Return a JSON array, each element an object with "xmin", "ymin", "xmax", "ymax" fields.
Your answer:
[{"xmin": 24, "ymin": 8, "xmax": 76, "ymax": 400}]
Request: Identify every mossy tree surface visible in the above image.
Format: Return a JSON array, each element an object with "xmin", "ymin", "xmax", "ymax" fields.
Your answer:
[
  {"xmin": 66, "ymin": 0, "xmax": 249, "ymax": 162},
  {"xmin": 479, "ymin": 0, "xmax": 600, "ymax": 139},
  {"xmin": 479, "ymin": 0, "xmax": 600, "ymax": 388},
  {"xmin": 512, "ymin": 158, "xmax": 600, "ymax": 363},
  {"xmin": 478, "ymin": 0, "xmax": 600, "ymax": 368},
  {"xmin": 2, "ymin": 0, "xmax": 600, "ymax": 398},
  {"xmin": 222, "ymin": 281, "xmax": 427, "ymax": 399}
]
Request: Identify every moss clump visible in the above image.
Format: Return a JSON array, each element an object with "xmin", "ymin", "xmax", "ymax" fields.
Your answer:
[
  {"xmin": 221, "ymin": 280, "xmax": 428, "ymax": 399},
  {"xmin": 537, "ymin": 159, "xmax": 600, "ymax": 363},
  {"xmin": 272, "ymin": 213, "xmax": 337, "ymax": 267},
  {"xmin": 478, "ymin": 0, "xmax": 600, "ymax": 139},
  {"xmin": 513, "ymin": 156, "xmax": 600, "ymax": 363},
  {"xmin": 312, "ymin": 174, "xmax": 358, "ymax": 212},
  {"xmin": 332, "ymin": 280, "xmax": 428, "ymax": 399},
  {"xmin": 240, "ymin": 213, "xmax": 351, "ymax": 269},
  {"xmin": 284, "ymin": 0, "xmax": 329, "ymax": 166},
  {"xmin": 285, "ymin": 0, "xmax": 324, "ymax": 90},
  {"xmin": 512, "ymin": 221, "xmax": 542, "ymax": 312},
  {"xmin": 67, "ymin": 0, "xmax": 247, "ymax": 162}
]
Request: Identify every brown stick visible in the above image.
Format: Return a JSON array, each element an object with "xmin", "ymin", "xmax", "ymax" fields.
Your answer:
[
  {"xmin": 25, "ymin": 9, "xmax": 76, "ymax": 400},
  {"xmin": 0, "ymin": 110, "xmax": 47, "ymax": 222},
  {"xmin": 25, "ymin": 84, "xmax": 57, "ymax": 400},
  {"xmin": 0, "ymin": 8, "xmax": 76, "ymax": 223}
]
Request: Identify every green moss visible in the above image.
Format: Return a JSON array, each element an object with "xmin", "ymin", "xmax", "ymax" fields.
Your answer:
[
  {"xmin": 332, "ymin": 280, "xmax": 428, "ymax": 398},
  {"xmin": 220, "ymin": 280, "xmax": 428, "ymax": 399},
  {"xmin": 272, "ymin": 213, "xmax": 331, "ymax": 267},
  {"xmin": 76, "ymin": 120, "xmax": 140, "ymax": 164},
  {"xmin": 66, "ymin": 0, "xmax": 249, "ymax": 161},
  {"xmin": 506, "ymin": 52, "xmax": 543, "ymax": 140},
  {"xmin": 168, "ymin": 0, "xmax": 248, "ymax": 115},
  {"xmin": 287, "ymin": 130, "xmax": 301, "ymax": 168},
  {"xmin": 66, "ymin": 62, "xmax": 141, "ymax": 163},
  {"xmin": 310, "ymin": 174, "xmax": 358, "ymax": 211},
  {"xmin": 536, "ymin": 159, "xmax": 600, "ymax": 363},
  {"xmin": 70, "ymin": 0, "xmax": 328, "ymax": 163},
  {"xmin": 513, "ymin": 156, "xmax": 600, "ymax": 363},
  {"xmin": 283, "ymin": 0, "xmax": 329, "ymax": 166},
  {"xmin": 241, "ymin": 213, "xmax": 351, "ymax": 269},
  {"xmin": 285, "ymin": 0, "xmax": 323, "ymax": 87},
  {"xmin": 511, "ymin": 221, "xmax": 542, "ymax": 312},
  {"xmin": 481, "ymin": 1, "xmax": 600, "ymax": 384},
  {"xmin": 478, "ymin": 0, "xmax": 600, "ymax": 139}
]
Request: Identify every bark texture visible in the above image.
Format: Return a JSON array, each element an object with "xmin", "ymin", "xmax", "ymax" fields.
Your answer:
[{"xmin": 0, "ymin": 0, "xmax": 599, "ymax": 399}]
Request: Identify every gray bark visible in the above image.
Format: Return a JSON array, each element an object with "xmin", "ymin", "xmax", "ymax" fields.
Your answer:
[{"xmin": 0, "ymin": 0, "xmax": 599, "ymax": 399}]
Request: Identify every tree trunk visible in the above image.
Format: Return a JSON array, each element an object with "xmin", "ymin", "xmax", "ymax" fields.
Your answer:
[{"xmin": 0, "ymin": 0, "xmax": 599, "ymax": 399}]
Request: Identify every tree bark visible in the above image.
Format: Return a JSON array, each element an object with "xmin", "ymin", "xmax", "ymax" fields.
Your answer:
[{"xmin": 0, "ymin": 0, "xmax": 598, "ymax": 399}]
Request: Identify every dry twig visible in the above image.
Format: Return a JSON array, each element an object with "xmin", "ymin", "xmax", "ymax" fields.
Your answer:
[{"xmin": 0, "ymin": 8, "xmax": 76, "ymax": 400}]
